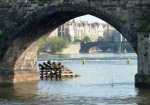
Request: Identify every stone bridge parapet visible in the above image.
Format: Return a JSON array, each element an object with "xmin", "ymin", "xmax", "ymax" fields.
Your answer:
[{"xmin": 80, "ymin": 41, "xmax": 133, "ymax": 53}]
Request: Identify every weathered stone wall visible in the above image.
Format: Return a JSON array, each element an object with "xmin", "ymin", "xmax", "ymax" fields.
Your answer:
[
  {"xmin": 135, "ymin": 32, "xmax": 150, "ymax": 87},
  {"xmin": 0, "ymin": 0, "xmax": 149, "ymax": 56},
  {"xmin": 0, "ymin": 0, "xmax": 149, "ymax": 84},
  {"xmin": 61, "ymin": 43, "xmax": 80, "ymax": 54}
]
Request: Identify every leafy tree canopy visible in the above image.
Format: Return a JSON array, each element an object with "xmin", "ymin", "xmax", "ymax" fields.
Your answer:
[
  {"xmin": 82, "ymin": 36, "xmax": 91, "ymax": 42},
  {"xmin": 97, "ymin": 28, "xmax": 114, "ymax": 42},
  {"xmin": 38, "ymin": 36, "xmax": 68, "ymax": 54},
  {"xmin": 74, "ymin": 39, "xmax": 82, "ymax": 43},
  {"xmin": 97, "ymin": 36, "xmax": 104, "ymax": 42}
]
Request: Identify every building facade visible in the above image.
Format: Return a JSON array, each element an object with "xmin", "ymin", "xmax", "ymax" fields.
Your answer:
[{"xmin": 50, "ymin": 19, "xmax": 115, "ymax": 42}]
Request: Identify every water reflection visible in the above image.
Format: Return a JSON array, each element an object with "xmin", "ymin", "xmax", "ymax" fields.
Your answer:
[
  {"xmin": 2, "ymin": 53, "xmax": 150, "ymax": 105},
  {"xmin": 136, "ymin": 88, "xmax": 150, "ymax": 104},
  {"xmin": 1, "ymin": 80, "xmax": 150, "ymax": 104},
  {"xmin": 0, "ymin": 81, "xmax": 39, "ymax": 102}
]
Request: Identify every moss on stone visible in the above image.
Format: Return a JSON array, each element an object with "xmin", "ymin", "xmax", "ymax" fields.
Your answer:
[
  {"xmin": 0, "ymin": 30, "xmax": 2, "ymax": 36},
  {"xmin": 137, "ymin": 19, "xmax": 150, "ymax": 32}
]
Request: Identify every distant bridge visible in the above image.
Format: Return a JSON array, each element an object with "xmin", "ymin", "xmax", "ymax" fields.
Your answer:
[{"xmin": 80, "ymin": 41, "xmax": 134, "ymax": 53}]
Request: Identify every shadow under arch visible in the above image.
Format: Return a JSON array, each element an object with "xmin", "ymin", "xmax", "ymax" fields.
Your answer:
[{"xmin": 0, "ymin": 2, "xmax": 136, "ymax": 83}]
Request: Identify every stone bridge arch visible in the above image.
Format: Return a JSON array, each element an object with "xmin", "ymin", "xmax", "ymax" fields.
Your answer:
[
  {"xmin": 80, "ymin": 42, "xmax": 117, "ymax": 53},
  {"xmin": 121, "ymin": 42, "xmax": 134, "ymax": 52},
  {"xmin": 0, "ymin": 1, "xmax": 149, "ymax": 86},
  {"xmin": 0, "ymin": 3, "xmax": 133, "ymax": 70}
]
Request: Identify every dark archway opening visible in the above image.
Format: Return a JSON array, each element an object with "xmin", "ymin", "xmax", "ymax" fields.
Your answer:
[{"xmin": 0, "ymin": 3, "xmax": 137, "ymax": 84}]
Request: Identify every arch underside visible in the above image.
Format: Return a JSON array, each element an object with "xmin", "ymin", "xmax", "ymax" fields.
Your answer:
[
  {"xmin": 0, "ymin": 3, "xmax": 136, "ymax": 71},
  {"xmin": 81, "ymin": 43, "xmax": 117, "ymax": 53}
]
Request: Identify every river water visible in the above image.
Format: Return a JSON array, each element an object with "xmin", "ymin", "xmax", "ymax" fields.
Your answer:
[{"xmin": 1, "ymin": 53, "xmax": 150, "ymax": 105}]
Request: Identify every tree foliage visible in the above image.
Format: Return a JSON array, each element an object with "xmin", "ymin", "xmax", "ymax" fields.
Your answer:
[
  {"xmin": 82, "ymin": 36, "xmax": 91, "ymax": 42},
  {"xmin": 97, "ymin": 36, "xmax": 104, "ymax": 42},
  {"xmin": 97, "ymin": 28, "xmax": 114, "ymax": 42},
  {"xmin": 103, "ymin": 28, "xmax": 113, "ymax": 42},
  {"xmin": 74, "ymin": 36, "xmax": 91, "ymax": 43},
  {"xmin": 49, "ymin": 36, "xmax": 68, "ymax": 54},
  {"xmin": 74, "ymin": 39, "xmax": 82, "ymax": 43},
  {"xmin": 67, "ymin": 35, "xmax": 71, "ymax": 43},
  {"xmin": 38, "ymin": 36, "xmax": 68, "ymax": 54}
]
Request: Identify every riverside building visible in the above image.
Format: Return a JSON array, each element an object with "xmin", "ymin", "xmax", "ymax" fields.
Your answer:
[{"xmin": 50, "ymin": 19, "xmax": 115, "ymax": 42}]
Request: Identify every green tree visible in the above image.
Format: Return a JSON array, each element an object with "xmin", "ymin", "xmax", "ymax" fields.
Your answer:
[
  {"xmin": 67, "ymin": 35, "xmax": 71, "ymax": 43},
  {"xmin": 39, "ymin": 36, "xmax": 68, "ymax": 54},
  {"xmin": 50, "ymin": 36, "xmax": 68, "ymax": 54},
  {"xmin": 103, "ymin": 28, "xmax": 114, "ymax": 42},
  {"xmin": 82, "ymin": 36, "xmax": 91, "ymax": 42},
  {"xmin": 97, "ymin": 36, "xmax": 104, "ymax": 42},
  {"xmin": 74, "ymin": 39, "xmax": 82, "ymax": 43}
]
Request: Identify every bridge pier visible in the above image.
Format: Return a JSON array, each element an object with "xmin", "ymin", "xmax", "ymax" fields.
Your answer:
[
  {"xmin": 114, "ymin": 42, "xmax": 121, "ymax": 53},
  {"xmin": 0, "ymin": 57, "xmax": 40, "ymax": 84},
  {"xmin": 0, "ymin": 69, "xmax": 39, "ymax": 85},
  {"xmin": 135, "ymin": 33, "xmax": 150, "ymax": 88},
  {"xmin": 0, "ymin": 38, "xmax": 41, "ymax": 85}
]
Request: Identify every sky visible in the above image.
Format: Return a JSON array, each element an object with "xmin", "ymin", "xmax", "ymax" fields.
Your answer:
[{"xmin": 73, "ymin": 15, "xmax": 106, "ymax": 23}]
